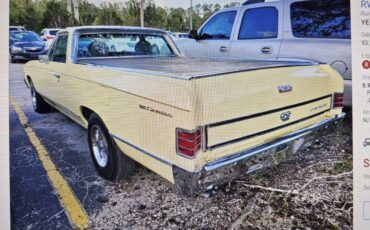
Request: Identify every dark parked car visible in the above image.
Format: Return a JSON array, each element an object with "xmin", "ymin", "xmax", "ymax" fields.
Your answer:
[{"xmin": 9, "ymin": 31, "xmax": 48, "ymax": 63}]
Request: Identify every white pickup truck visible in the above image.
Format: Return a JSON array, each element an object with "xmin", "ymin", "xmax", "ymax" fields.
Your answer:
[{"xmin": 178, "ymin": 0, "xmax": 352, "ymax": 106}]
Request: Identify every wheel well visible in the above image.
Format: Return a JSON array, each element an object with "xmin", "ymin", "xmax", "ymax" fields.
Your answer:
[
  {"xmin": 81, "ymin": 106, "xmax": 94, "ymax": 122},
  {"xmin": 25, "ymin": 76, "xmax": 32, "ymax": 88}
]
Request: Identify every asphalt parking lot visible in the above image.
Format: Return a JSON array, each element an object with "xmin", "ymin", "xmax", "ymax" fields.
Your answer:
[{"xmin": 10, "ymin": 62, "xmax": 354, "ymax": 229}]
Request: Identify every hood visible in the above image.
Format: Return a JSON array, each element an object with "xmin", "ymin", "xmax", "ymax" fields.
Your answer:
[{"xmin": 11, "ymin": 41, "xmax": 45, "ymax": 48}]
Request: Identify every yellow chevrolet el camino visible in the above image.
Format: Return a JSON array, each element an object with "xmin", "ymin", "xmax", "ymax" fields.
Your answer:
[{"xmin": 24, "ymin": 26, "xmax": 345, "ymax": 195}]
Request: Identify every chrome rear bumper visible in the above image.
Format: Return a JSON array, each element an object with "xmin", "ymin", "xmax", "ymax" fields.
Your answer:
[{"xmin": 173, "ymin": 113, "xmax": 346, "ymax": 195}]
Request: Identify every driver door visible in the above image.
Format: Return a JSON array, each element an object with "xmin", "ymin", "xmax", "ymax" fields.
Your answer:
[
  {"xmin": 180, "ymin": 10, "xmax": 238, "ymax": 58},
  {"xmin": 38, "ymin": 34, "xmax": 68, "ymax": 111}
]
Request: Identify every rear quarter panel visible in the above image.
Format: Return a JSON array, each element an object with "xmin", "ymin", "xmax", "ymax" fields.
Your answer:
[{"xmin": 60, "ymin": 63, "xmax": 201, "ymax": 182}]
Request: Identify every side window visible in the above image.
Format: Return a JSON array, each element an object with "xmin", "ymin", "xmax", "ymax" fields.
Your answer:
[
  {"xmin": 49, "ymin": 35, "xmax": 68, "ymax": 63},
  {"xmin": 238, "ymin": 7, "xmax": 278, "ymax": 39},
  {"xmin": 291, "ymin": 0, "xmax": 350, "ymax": 39},
  {"xmin": 200, "ymin": 11, "xmax": 237, "ymax": 39}
]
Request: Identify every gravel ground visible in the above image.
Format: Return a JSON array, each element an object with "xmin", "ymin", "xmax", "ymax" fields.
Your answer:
[{"xmin": 90, "ymin": 114, "xmax": 353, "ymax": 230}]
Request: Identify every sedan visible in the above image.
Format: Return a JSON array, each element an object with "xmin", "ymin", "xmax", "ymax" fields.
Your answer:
[{"xmin": 9, "ymin": 31, "xmax": 48, "ymax": 63}]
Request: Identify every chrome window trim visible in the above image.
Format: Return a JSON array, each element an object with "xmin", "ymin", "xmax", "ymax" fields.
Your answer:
[{"xmin": 71, "ymin": 30, "xmax": 179, "ymax": 63}]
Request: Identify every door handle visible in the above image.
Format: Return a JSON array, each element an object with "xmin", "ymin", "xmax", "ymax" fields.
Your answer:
[
  {"xmin": 261, "ymin": 47, "xmax": 273, "ymax": 54},
  {"xmin": 53, "ymin": 74, "xmax": 60, "ymax": 79},
  {"xmin": 220, "ymin": 46, "xmax": 228, "ymax": 53}
]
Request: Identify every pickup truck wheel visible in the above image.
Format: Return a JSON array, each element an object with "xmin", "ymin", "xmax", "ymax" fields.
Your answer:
[
  {"xmin": 88, "ymin": 114, "xmax": 135, "ymax": 182},
  {"xmin": 29, "ymin": 81, "xmax": 51, "ymax": 113}
]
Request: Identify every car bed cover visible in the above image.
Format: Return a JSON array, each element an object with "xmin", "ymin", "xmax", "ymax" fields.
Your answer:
[{"xmin": 77, "ymin": 56, "xmax": 318, "ymax": 80}]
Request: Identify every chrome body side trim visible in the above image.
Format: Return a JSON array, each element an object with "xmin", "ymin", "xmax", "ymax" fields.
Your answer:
[
  {"xmin": 110, "ymin": 133, "xmax": 173, "ymax": 166},
  {"xmin": 204, "ymin": 113, "xmax": 345, "ymax": 171}
]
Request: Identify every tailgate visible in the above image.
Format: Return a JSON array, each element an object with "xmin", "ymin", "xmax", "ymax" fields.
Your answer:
[{"xmin": 195, "ymin": 64, "xmax": 339, "ymax": 152}]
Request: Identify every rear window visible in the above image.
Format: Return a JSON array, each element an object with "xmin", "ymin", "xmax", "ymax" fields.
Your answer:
[
  {"xmin": 238, "ymin": 7, "xmax": 278, "ymax": 39},
  {"xmin": 291, "ymin": 0, "xmax": 350, "ymax": 39},
  {"xmin": 76, "ymin": 33, "xmax": 174, "ymax": 58}
]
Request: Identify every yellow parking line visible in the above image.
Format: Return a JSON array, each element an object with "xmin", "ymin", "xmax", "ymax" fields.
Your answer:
[{"xmin": 10, "ymin": 97, "xmax": 89, "ymax": 229}]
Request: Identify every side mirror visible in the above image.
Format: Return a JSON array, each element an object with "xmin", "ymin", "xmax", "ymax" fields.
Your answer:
[
  {"xmin": 39, "ymin": 55, "xmax": 49, "ymax": 64},
  {"xmin": 189, "ymin": 30, "xmax": 201, "ymax": 40}
]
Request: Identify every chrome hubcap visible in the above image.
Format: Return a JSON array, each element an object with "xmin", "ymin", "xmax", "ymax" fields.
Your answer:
[
  {"xmin": 91, "ymin": 125, "xmax": 108, "ymax": 167},
  {"xmin": 31, "ymin": 87, "xmax": 37, "ymax": 109}
]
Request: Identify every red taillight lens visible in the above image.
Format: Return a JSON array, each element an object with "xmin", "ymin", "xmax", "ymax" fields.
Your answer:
[
  {"xmin": 176, "ymin": 128, "xmax": 202, "ymax": 158},
  {"xmin": 333, "ymin": 92, "xmax": 344, "ymax": 108}
]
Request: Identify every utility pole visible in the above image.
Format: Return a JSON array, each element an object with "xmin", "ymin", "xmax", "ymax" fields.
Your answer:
[
  {"xmin": 190, "ymin": 0, "xmax": 193, "ymax": 30},
  {"xmin": 140, "ymin": 0, "xmax": 144, "ymax": 27},
  {"xmin": 67, "ymin": 0, "xmax": 79, "ymax": 22},
  {"xmin": 73, "ymin": 0, "xmax": 79, "ymax": 22},
  {"xmin": 67, "ymin": 0, "xmax": 72, "ymax": 15}
]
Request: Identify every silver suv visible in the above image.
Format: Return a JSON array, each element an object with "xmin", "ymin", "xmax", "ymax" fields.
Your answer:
[{"xmin": 178, "ymin": 0, "xmax": 351, "ymax": 106}]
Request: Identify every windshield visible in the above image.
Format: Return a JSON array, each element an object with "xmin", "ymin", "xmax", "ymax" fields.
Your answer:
[
  {"xmin": 76, "ymin": 32, "xmax": 174, "ymax": 58},
  {"xmin": 50, "ymin": 30, "xmax": 59, "ymax": 36},
  {"xmin": 10, "ymin": 32, "xmax": 42, "ymax": 42}
]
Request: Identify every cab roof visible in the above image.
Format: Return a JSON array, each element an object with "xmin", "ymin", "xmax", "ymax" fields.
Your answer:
[{"xmin": 59, "ymin": 26, "xmax": 167, "ymax": 35}]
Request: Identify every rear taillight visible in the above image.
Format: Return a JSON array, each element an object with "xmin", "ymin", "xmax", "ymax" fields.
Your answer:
[
  {"xmin": 176, "ymin": 128, "xmax": 202, "ymax": 158},
  {"xmin": 333, "ymin": 92, "xmax": 344, "ymax": 108}
]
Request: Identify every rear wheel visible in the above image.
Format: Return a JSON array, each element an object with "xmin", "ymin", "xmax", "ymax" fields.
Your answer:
[
  {"xmin": 88, "ymin": 113, "xmax": 135, "ymax": 181},
  {"xmin": 29, "ymin": 80, "xmax": 51, "ymax": 113}
]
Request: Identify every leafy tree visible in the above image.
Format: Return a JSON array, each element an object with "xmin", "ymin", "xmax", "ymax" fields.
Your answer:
[
  {"xmin": 144, "ymin": 1, "xmax": 167, "ymax": 28},
  {"xmin": 166, "ymin": 8, "xmax": 187, "ymax": 32},
  {"xmin": 224, "ymin": 2, "xmax": 241, "ymax": 8},
  {"xmin": 93, "ymin": 2, "xmax": 123, "ymax": 25},
  {"xmin": 202, "ymin": 3, "xmax": 214, "ymax": 20},
  {"xmin": 42, "ymin": 0, "xmax": 76, "ymax": 29},
  {"xmin": 9, "ymin": 0, "xmax": 243, "ymax": 33},
  {"xmin": 79, "ymin": 0, "xmax": 99, "ymax": 25},
  {"xmin": 10, "ymin": 0, "xmax": 43, "ymax": 32},
  {"xmin": 123, "ymin": 0, "xmax": 140, "ymax": 26}
]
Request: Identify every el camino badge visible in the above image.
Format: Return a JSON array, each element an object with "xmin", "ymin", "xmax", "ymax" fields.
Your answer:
[
  {"xmin": 139, "ymin": 104, "xmax": 173, "ymax": 118},
  {"xmin": 278, "ymin": 84, "xmax": 293, "ymax": 93},
  {"xmin": 280, "ymin": 111, "xmax": 291, "ymax": 122}
]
